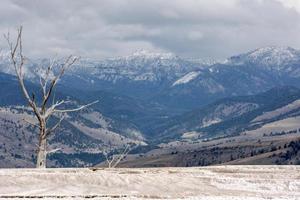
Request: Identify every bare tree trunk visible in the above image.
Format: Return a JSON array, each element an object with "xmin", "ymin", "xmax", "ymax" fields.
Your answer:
[{"xmin": 36, "ymin": 127, "xmax": 47, "ymax": 168}]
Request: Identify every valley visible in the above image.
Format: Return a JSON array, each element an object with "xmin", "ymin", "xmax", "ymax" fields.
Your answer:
[{"xmin": 0, "ymin": 47, "xmax": 300, "ymax": 167}]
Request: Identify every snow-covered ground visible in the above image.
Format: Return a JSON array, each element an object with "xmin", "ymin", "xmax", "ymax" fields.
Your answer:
[{"xmin": 0, "ymin": 166, "xmax": 299, "ymax": 199}]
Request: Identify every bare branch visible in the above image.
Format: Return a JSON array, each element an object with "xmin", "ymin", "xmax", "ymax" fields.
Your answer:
[
  {"xmin": 45, "ymin": 116, "xmax": 65, "ymax": 136},
  {"xmin": 44, "ymin": 100, "xmax": 67, "ymax": 119},
  {"xmin": 52, "ymin": 92, "xmax": 56, "ymax": 107},
  {"xmin": 22, "ymin": 118, "xmax": 40, "ymax": 128},
  {"xmin": 104, "ymin": 153, "xmax": 116, "ymax": 168},
  {"xmin": 47, "ymin": 148, "xmax": 61, "ymax": 154},
  {"xmin": 44, "ymin": 57, "xmax": 57, "ymax": 83},
  {"xmin": 41, "ymin": 56, "xmax": 78, "ymax": 110},
  {"xmin": 39, "ymin": 58, "xmax": 57, "ymax": 99},
  {"xmin": 53, "ymin": 100, "xmax": 99, "ymax": 113},
  {"xmin": 112, "ymin": 144, "xmax": 131, "ymax": 168},
  {"xmin": 5, "ymin": 26, "xmax": 43, "ymax": 124},
  {"xmin": 104, "ymin": 144, "xmax": 136, "ymax": 168}
]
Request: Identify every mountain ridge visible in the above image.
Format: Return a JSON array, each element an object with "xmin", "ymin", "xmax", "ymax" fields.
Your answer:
[{"xmin": 1, "ymin": 46, "xmax": 300, "ymax": 167}]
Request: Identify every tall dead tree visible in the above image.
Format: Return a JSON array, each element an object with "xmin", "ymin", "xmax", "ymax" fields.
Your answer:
[{"xmin": 5, "ymin": 26, "xmax": 97, "ymax": 168}]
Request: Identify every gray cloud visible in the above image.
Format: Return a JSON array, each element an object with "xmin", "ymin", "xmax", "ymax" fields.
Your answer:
[{"xmin": 0, "ymin": 0, "xmax": 300, "ymax": 60}]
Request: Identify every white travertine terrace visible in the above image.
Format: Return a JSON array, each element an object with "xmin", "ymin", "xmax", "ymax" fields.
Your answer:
[{"xmin": 0, "ymin": 166, "xmax": 299, "ymax": 199}]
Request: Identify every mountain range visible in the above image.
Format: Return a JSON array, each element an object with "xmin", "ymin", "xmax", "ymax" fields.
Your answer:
[{"xmin": 0, "ymin": 46, "xmax": 300, "ymax": 167}]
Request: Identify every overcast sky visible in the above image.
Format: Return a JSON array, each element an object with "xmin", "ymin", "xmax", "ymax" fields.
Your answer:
[{"xmin": 1, "ymin": 0, "xmax": 300, "ymax": 60}]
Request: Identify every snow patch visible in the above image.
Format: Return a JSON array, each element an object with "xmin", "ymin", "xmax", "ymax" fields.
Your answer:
[
  {"xmin": 202, "ymin": 118, "xmax": 222, "ymax": 128},
  {"xmin": 172, "ymin": 71, "xmax": 201, "ymax": 86},
  {"xmin": 181, "ymin": 131, "xmax": 202, "ymax": 139}
]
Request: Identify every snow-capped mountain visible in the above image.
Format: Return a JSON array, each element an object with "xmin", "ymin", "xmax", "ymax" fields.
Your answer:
[
  {"xmin": 0, "ymin": 49, "xmax": 203, "ymax": 81},
  {"xmin": 0, "ymin": 50, "xmax": 16, "ymax": 76},
  {"xmin": 0, "ymin": 49, "xmax": 209, "ymax": 100},
  {"xmin": 226, "ymin": 46, "xmax": 300, "ymax": 73},
  {"xmin": 1, "ymin": 46, "xmax": 300, "ymax": 110},
  {"xmin": 70, "ymin": 50, "xmax": 205, "ymax": 84},
  {"xmin": 0, "ymin": 50, "xmax": 51, "ymax": 80},
  {"xmin": 159, "ymin": 46, "xmax": 300, "ymax": 109},
  {"xmin": 0, "ymin": 50, "xmax": 10, "ymax": 60}
]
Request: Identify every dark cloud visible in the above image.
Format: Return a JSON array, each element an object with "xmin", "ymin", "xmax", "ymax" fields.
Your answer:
[{"xmin": 0, "ymin": 0, "xmax": 300, "ymax": 60}]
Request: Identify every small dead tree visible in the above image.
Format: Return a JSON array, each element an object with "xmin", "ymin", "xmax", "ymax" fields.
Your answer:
[
  {"xmin": 104, "ymin": 144, "xmax": 133, "ymax": 168},
  {"xmin": 5, "ymin": 26, "xmax": 97, "ymax": 168}
]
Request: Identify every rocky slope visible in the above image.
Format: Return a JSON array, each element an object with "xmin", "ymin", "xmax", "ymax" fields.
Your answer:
[{"xmin": 146, "ymin": 86, "xmax": 300, "ymax": 141}]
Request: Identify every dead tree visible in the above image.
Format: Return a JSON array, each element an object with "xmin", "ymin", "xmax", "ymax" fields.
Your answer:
[
  {"xmin": 5, "ymin": 26, "xmax": 97, "ymax": 168},
  {"xmin": 104, "ymin": 143, "xmax": 136, "ymax": 168}
]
